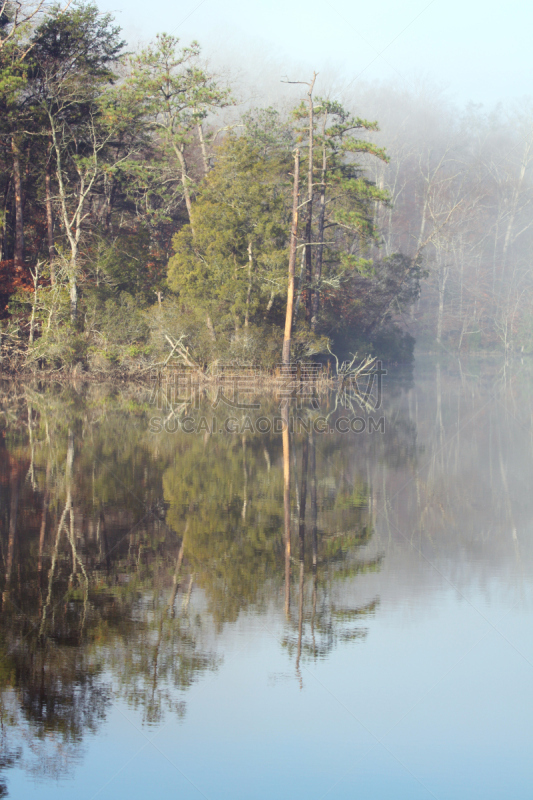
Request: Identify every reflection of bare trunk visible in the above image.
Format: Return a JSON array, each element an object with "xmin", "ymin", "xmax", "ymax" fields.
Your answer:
[
  {"xmin": 3, "ymin": 469, "xmax": 20, "ymax": 603},
  {"xmin": 64, "ymin": 432, "xmax": 87, "ymax": 612},
  {"xmin": 296, "ymin": 559, "xmax": 304, "ymax": 682},
  {"xmin": 167, "ymin": 539, "xmax": 185, "ymax": 617},
  {"xmin": 242, "ymin": 435, "xmax": 248, "ymax": 520},
  {"xmin": 40, "ymin": 499, "xmax": 69, "ymax": 634},
  {"xmin": 282, "ymin": 404, "xmax": 291, "ymax": 616},
  {"xmin": 38, "ymin": 461, "xmax": 51, "ymax": 576},
  {"xmin": 311, "ymin": 568, "xmax": 317, "ymax": 657},
  {"xmin": 65, "ymin": 430, "xmax": 74, "ymax": 564},
  {"xmin": 296, "ymin": 435, "xmax": 308, "ymax": 677},
  {"xmin": 153, "ymin": 538, "xmax": 186, "ymax": 695},
  {"xmin": 68, "ymin": 500, "xmax": 76, "ymax": 583},
  {"xmin": 98, "ymin": 510, "xmax": 111, "ymax": 572},
  {"xmin": 27, "ymin": 404, "xmax": 37, "ymax": 486},
  {"xmin": 182, "ymin": 573, "xmax": 194, "ymax": 613},
  {"xmin": 299, "ymin": 435, "xmax": 308, "ymax": 553},
  {"xmin": 282, "ymin": 149, "xmax": 300, "ymax": 366},
  {"xmin": 309, "ymin": 431, "xmax": 317, "ymax": 567}
]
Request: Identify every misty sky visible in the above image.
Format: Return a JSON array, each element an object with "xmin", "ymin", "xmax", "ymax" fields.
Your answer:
[{"xmin": 96, "ymin": 0, "xmax": 528, "ymax": 107}]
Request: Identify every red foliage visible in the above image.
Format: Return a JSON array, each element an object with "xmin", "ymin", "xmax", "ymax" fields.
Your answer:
[{"xmin": 0, "ymin": 260, "xmax": 33, "ymax": 319}]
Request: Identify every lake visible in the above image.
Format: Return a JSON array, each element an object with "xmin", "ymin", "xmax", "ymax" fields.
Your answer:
[{"xmin": 0, "ymin": 357, "xmax": 532, "ymax": 799}]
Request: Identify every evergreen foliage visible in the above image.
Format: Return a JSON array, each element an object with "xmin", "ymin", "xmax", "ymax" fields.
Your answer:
[{"xmin": 0, "ymin": 1, "xmax": 422, "ymax": 372}]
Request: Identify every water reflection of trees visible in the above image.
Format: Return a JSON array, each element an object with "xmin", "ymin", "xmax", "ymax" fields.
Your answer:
[
  {"xmin": 1, "ymin": 361, "xmax": 529, "ymax": 791},
  {"xmin": 280, "ymin": 427, "xmax": 381, "ymax": 682},
  {"xmin": 0, "ymin": 380, "xmax": 416, "ymax": 792}
]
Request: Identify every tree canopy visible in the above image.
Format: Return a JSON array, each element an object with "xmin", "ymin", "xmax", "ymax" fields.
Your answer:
[{"xmin": 0, "ymin": 1, "xmax": 424, "ymax": 373}]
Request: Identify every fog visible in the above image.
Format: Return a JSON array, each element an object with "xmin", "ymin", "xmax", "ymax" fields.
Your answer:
[
  {"xmin": 112, "ymin": 2, "xmax": 533, "ymax": 356},
  {"xmin": 194, "ymin": 51, "xmax": 533, "ymax": 353},
  {"xmin": 98, "ymin": 0, "xmax": 533, "ymax": 107}
]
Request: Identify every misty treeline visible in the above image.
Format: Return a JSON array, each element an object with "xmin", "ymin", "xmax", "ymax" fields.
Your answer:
[
  {"xmin": 0, "ymin": 2, "xmax": 529, "ymax": 373},
  {"xmin": 357, "ymin": 86, "xmax": 533, "ymax": 354}
]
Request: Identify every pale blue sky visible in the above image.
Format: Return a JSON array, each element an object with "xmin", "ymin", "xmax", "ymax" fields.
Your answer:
[{"xmin": 96, "ymin": 0, "xmax": 530, "ymax": 107}]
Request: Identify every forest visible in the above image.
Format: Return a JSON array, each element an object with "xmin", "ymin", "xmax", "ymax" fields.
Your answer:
[{"xmin": 1, "ymin": 0, "xmax": 533, "ymax": 373}]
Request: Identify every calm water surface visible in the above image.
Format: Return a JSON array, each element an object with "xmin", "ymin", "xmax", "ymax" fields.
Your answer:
[{"xmin": 0, "ymin": 358, "xmax": 532, "ymax": 799}]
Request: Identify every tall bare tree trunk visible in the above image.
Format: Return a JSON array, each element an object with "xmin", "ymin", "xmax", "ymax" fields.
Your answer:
[
  {"xmin": 45, "ymin": 137, "xmax": 56, "ymax": 284},
  {"xmin": 293, "ymin": 247, "xmax": 306, "ymax": 322},
  {"xmin": 417, "ymin": 192, "xmax": 428, "ymax": 251},
  {"xmin": 436, "ymin": 260, "xmax": 449, "ymax": 345},
  {"xmin": 11, "ymin": 136, "xmax": 24, "ymax": 267},
  {"xmin": 501, "ymin": 139, "xmax": 531, "ymax": 275},
  {"xmin": 29, "ymin": 263, "xmax": 40, "ymax": 345},
  {"xmin": 49, "ymin": 115, "xmax": 81, "ymax": 323},
  {"xmin": 45, "ymin": 167, "xmax": 56, "ymax": 284},
  {"xmin": 69, "ymin": 255, "xmax": 78, "ymax": 324},
  {"xmin": 282, "ymin": 149, "xmax": 300, "ymax": 366},
  {"xmin": 0, "ymin": 178, "xmax": 11, "ymax": 262},
  {"xmin": 311, "ymin": 135, "xmax": 327, "ymax": 332},
  {"xmin": 174, "ymin": 144, "xmax": 195, "ymax": 236},
  {"xmin": 103, "ymin": 171, "xmax": 115, "ymax": 233},
  {"xmin": 304, "ymin": 73, "xmax": 317, "ymax": 323},
  {"xmin": 197, "ymin": 123, "xmax": 209, "ymax": 176},
  {"xmin": 245, "ymin": 241, "xmax": 253, "ymax": 328}
]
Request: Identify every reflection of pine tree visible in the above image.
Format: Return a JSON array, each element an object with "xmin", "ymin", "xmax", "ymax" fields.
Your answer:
[
  {"xmin": 276, "ymin": 428, "xmax": 383, "ymax": 677},
  {"xmin": 283, "ymin": 589, "xmax": 380, "ymax": 663},
  {"xmin": 282, "ymin": 431, "xmax": 382, "ymax": 668}
]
